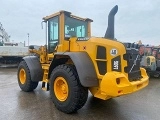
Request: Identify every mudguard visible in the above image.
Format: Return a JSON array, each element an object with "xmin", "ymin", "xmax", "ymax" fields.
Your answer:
[
  {"xmin": 23, "ymin": 56, "xmax": 43, "ymax": 82},
  {"xmin": 50, "ymin": 52, "xmax": 99, "ymax": 87}
]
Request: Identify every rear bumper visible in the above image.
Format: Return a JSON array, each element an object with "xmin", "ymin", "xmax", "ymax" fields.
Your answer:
[{"xmin": 94, "ymin": 68, "xmax": 149, "ymax": 100}]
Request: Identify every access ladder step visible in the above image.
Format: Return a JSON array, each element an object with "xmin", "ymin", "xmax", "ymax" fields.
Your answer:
[{"xmin": 42, "ymin": 82, "xmax": 49, "ymax": 91}]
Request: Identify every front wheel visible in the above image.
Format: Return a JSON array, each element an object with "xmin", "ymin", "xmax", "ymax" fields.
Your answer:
[
  {"xmin": 50, "ymin": 64, "xmax": 88, "ymax": 113},
  {"xmin": 17, "ymin": 61, "xmax": 38, "ymax": 92}
]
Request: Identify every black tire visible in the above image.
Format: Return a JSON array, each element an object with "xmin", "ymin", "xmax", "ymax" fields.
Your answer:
[
  {"xmin": 147, "ymin": 71, "xmax": 151, "ymax": 78},
  {"xmin": 50, "ymin": 64, "xmax": 88, "ymax": 114},
  {"xmin": 17, "ymin": 61, "xmax": 38, "ymax": 92}
]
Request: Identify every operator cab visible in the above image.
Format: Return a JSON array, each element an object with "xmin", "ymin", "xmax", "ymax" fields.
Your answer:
[
  {"xmin": 139, "ymin": 45, "xmax": 153, "ymax": 56},
  {"xmin": 43, "ymin": 11, "xmax": 93, "ymax": 53},
  {"xmin": 144, "ymin": 46, "xmax": 152, "ymax": 56},
  {"xmin": 153, "ymin": 48, "xmax": 160, "ymax": 59}
]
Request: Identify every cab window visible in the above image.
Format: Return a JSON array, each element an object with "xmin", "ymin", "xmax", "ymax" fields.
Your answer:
[{"xmin": 64, "ymin": 15, "xmax": 88, "ymax": 38}]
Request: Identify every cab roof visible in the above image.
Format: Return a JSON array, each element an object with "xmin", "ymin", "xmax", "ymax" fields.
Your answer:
[{"xmin": 43, "ymin": 10, "xmax": 93, "ymax": 22}]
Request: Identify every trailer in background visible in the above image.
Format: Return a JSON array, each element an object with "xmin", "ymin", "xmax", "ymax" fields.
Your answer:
[
  {"xmin": 0, "ymin": 41, "xmax": 29, "ymax": 67},
  {"xmin": 0, "ymin": 22, "xmax": 29, "ymax": 67}
]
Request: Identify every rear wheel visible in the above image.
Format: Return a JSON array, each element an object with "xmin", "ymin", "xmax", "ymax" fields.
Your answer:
[
  {"xmin": 17, "ymin": 61, "xmax": 38, "ymax": 92},
  {"xmin": 50, "ymin": 64, "xmax": 88, "ymax": 113}
]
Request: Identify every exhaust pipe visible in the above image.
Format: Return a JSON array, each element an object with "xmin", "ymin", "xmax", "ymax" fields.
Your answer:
[{"xmin": 104, "ymin": 5, "xmax": 118, "ymax": 40}]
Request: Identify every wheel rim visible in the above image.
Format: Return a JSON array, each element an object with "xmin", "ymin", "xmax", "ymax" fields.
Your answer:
[
  {"xmin": 54, "ymin": 77, "xmax": 69, "ymax": 102},
  {"xmin": 19, "ymin": 68, "xmax": 26, "ymax": 84}
]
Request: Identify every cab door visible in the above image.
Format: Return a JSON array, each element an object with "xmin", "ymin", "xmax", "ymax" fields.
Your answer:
[{"xmin": 48, "ymin": 16, "xmax": 59, "ymax": 53}]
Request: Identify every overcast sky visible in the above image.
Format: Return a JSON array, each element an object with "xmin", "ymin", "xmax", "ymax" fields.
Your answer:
[{"xmin": 0, "ymin": 0, "xmax": 160, "ymax": 45}]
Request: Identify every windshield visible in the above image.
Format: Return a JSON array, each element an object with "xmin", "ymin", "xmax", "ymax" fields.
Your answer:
[
  {"xmin": 144, "ymin": 47, "xmax": 152, "ymax": 56},
  {"xmin": 64, "ymin": 15, "xmax": 88, "ymax": 38},
  {"xmin": 139, "ymin": 46, "xmax": 152, "ymax": 56}
]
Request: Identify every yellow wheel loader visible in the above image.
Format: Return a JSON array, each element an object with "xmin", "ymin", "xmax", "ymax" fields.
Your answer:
[
  {"xmin": 139, "ymin": 45, "xmax": 157, "ymax": 77},
  {"xmin": 139, "ymin": 45, "xmax": 160, "ymax": 78},
  {"xmin": 17, "ymin": 5, "xmax": 149, "ymax": 113},
  {"xmin": 152, "ymin": 47, "xmax": 160, "ymax": 77}
]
